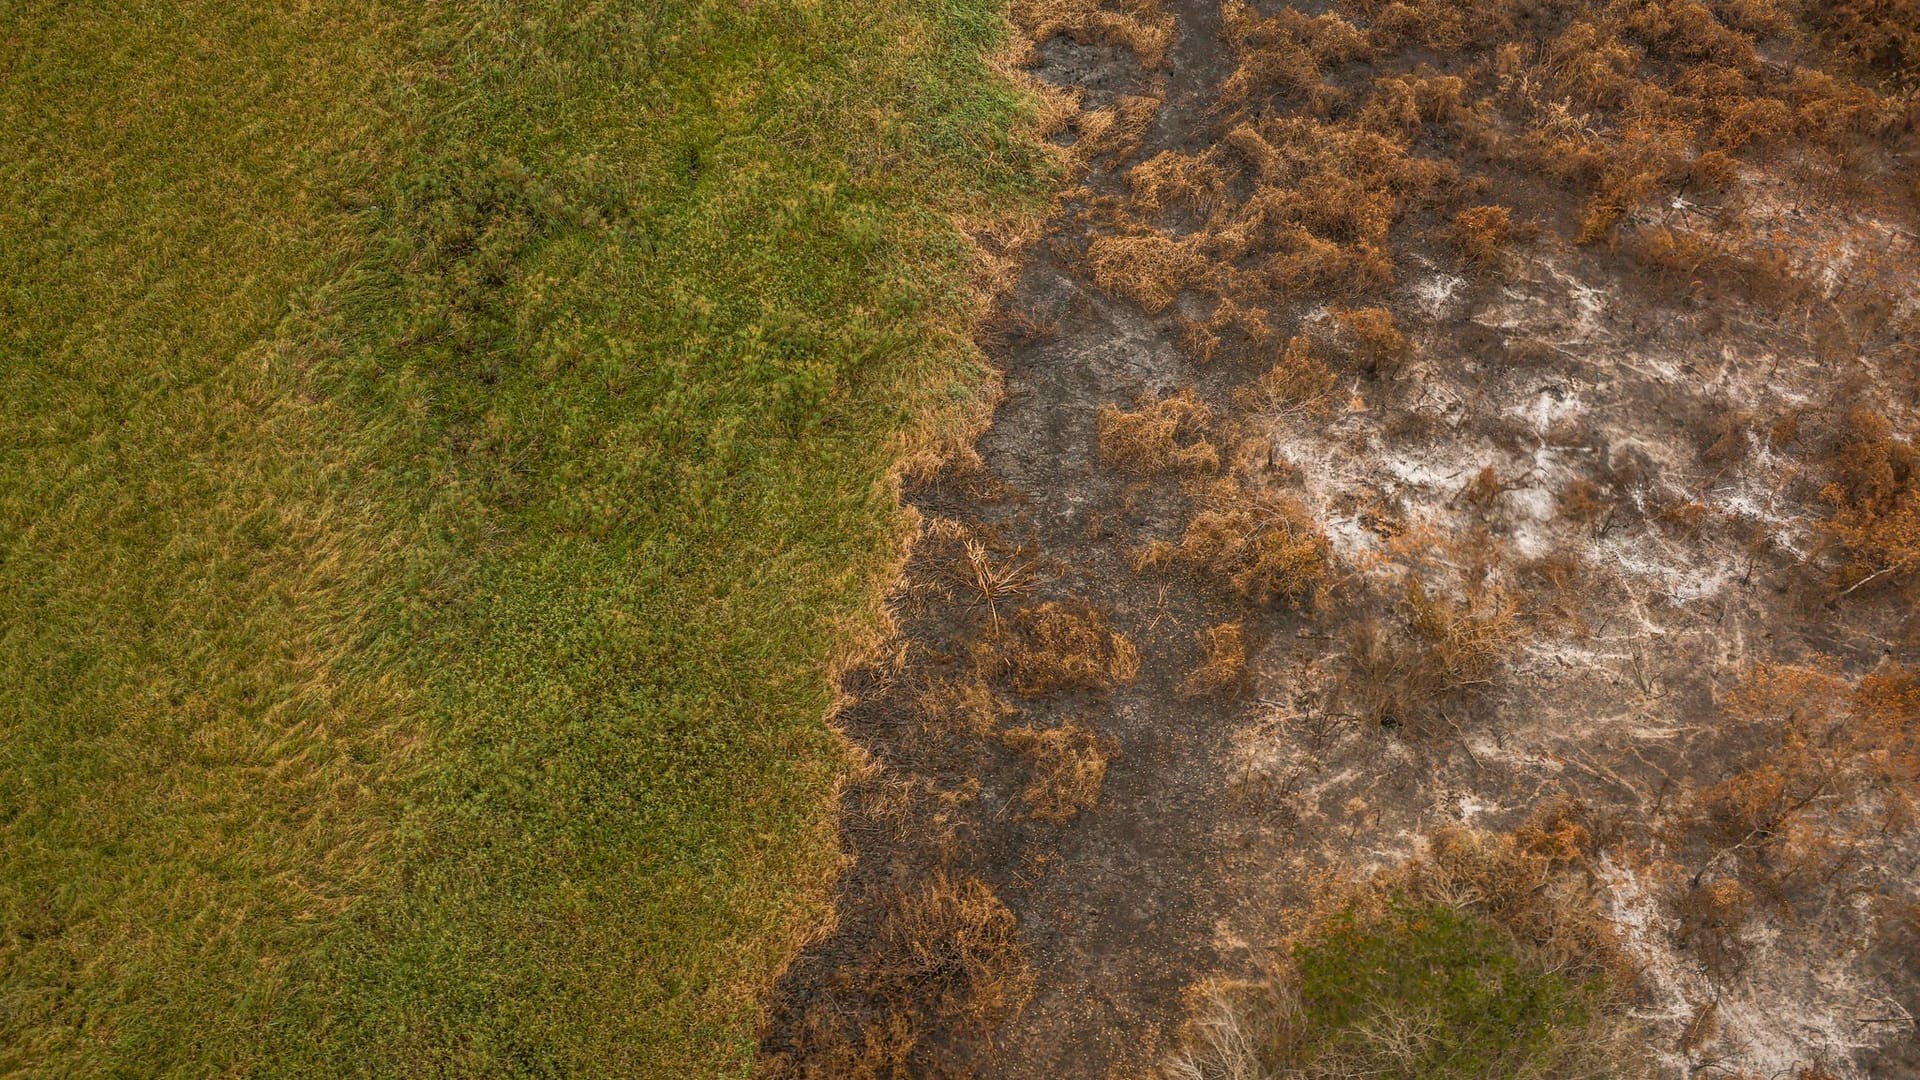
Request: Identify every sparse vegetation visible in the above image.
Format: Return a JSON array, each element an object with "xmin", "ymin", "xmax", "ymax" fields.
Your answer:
[{"xmin": 1003, "ymin": 719, "xmax": 1113, "ymax": 820}]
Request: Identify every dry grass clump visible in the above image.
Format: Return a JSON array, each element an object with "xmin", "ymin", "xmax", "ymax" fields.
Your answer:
[
  {"xmin": 1217, "ymin": 0, "xmax": 1370, "ymax": 105},
  {"xmin": 1008, "ymin": 0, "xmax": 1176, "ymax": 70},
  {"xmin": 769, "ymin": 872, "xmax": 1033, "ymax": 1079},
  {"xmin": 1816, "ymin": 407, "xmax": 1920, "ymax": 593},
  {"xmin": 1235, "ymin": 335, "xmax": 1337, "ymax": 417},
  {"xmin": 1178, "ymin": 478, "xmax": 1333, "ymax": 606},
  {"xmin": 1180, "ymin": 622, "xmax": 1248, "ymax": 697},
  {"xmin": 1074, "ymin": 87, "xmax": 1167, "ymax": 164},
  {"xmin": 1130, "ymin": 149, "xmax": 1232, "ymax": 217},
  {"xmin": 1097, "ymin": 389, "xmax": 1220, "ymax": 475},
  {"xmin": 1341, "ymin": 574, "xmax": 1521, "ymax": 735},
  {"xmin": 1002, "ymin": 718, "xmax": 1111, "ymax": 821},
  {"xmin": 1086, "ymin": 231, "xmax": 1207, "ymax": 311},
  {"xmin": 1005, "ymin": 601, "xmax": 1141, "ymax": 696},
  {"xmin": 1450, "ymin": 204, "xmax": 1512, "ymax": 262},
  {"xmin": 1169, "ymin": 818, "xmax": 1648, "ymax": 1080},
  {"xmin": 1331, "ymin": 306, "xmax": 1410, "ymax": 377},
  {"xmin": 921, "ymin": 517, "xmax": 1032, "ymax": 630},
  {"xmin": 915, "ymin": 673, "xmax": 1011, "ymax": 739}
]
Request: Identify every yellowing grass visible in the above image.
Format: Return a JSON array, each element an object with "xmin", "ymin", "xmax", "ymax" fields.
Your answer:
[{"xmin": 0, "ymin": 0, "xmax": 1051, "ymax": 1074}]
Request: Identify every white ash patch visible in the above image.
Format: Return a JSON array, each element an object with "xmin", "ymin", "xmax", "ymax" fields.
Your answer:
[
  {"xmin": 1594, "ymin": 855, "xmax": 1903, "ymax": 1079},
  {"xmin": 1409, "ymin": 272, "xmax": 1467, "ymax": 320}
]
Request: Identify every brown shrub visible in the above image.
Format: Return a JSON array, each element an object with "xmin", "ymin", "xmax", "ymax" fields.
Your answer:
[
  {"xmin": 1668, "ymin": 661, "xmax": 1920, "ymax": 911},
  {"xmin": 1818, "ymin": 407, "xmax": 1920, "ymax": 592},
  {"xmin": 1002, "ymin": 719, "xmax": 1111, "ymax": 821},
  {"xmin": 1006, "ymin": 602, "xmax": 1141, "ymax": 696},
  {"xmin": 1095, "ymin": 389, "xmax": 1219, "ymax": 475}
]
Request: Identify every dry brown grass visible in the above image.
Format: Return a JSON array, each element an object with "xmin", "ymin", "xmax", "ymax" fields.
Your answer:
[
  {"xmin": 1235, "ymin": 335, "xmax": 1337, "ymax": 417},
  {"xmin": 1181, "ymin": 622, "xmax": 1248, "ymax": 697},
  {"xmin": 1096, "ymin": 389, "xmax": 1220, "ymax": 475},
  {"xmin": 1002, "ymin": 719, "xmax": 1111, "ymax": 821},
  {"xmin": 1178, "ymin": 477, "xmax": 1332, "ymax": 606},
  {"xmin": 1009, "ymin": 0, "xmax": 1176, "ymax": 70},
  {"xmin": 1005, "ymin": 601, "xmax": 1141, "ymax": 696},
  {"xmin": 1342, "ymin": 574, "xmax": 1521, "ymax": 736},
  {"xmin": 1451, "ymin": 204, "xmax": 1512, "ymax": 262},
  {"xmin": 1086, "ymin": 231, "xmax": 1206, "ymax": 311},
  {"xmin": 769, "ymin": 872, "xmax": 1032, "ymax": 1080},
  {"xmin": 916, "ymin": 673, "xmax": 1010, "ymax": 739}
]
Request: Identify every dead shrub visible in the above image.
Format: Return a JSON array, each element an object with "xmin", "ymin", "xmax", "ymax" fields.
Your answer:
[
  {"xmin": 1096, "ymin": 389, "xmax": 1219, "ymax": 475},
  {"xmin": 1005, "ymin": 601, "xmax": 1141, "ymax": 696},
  {"xmin": 1668, "ymin": 661, "xmax": 1920, "ymax": 912},
  {"xmin": 1556, "ymin": 476, "xmax": 1609, "ymax": 523},
  {"xmin": 1002, "ymin": 718, "xmax": 1111, "ymax": 821},
  {"xmin": 1675, "ymin": 875, "xmax": 1756, "ymax": 975},
  {"xmin": 1817, "ymin": 407, "xmax": 1920, "ymax": 593},
  {"xmin": 1181, "ymin": 622, "xmax": 1247, "ymax": 697}
]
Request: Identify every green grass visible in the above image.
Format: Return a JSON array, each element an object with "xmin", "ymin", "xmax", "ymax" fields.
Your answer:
[
  {"xmin": 0, "ymin": 0, "xmax": 1051, "ymax": 1074},
  {"xmin": 1292, "ymin": 903, "xmax": 1600, "ymax": 1079}
]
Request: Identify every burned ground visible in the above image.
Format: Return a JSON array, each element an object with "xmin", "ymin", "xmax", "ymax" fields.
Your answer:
[{"xmin": 761, "ymin": 1, "xmax": 1920, "ymax": 1077}]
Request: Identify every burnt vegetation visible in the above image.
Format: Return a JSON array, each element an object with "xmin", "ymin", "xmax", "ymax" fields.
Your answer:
[{"xmin": 765, "ymin": 0, "xmax": 1920, "ymax": 1075}]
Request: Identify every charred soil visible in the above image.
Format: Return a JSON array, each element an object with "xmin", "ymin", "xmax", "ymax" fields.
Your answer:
[{"xmin": 762, "ymin": 1, "xmax": 1920, "ymax": 1077}]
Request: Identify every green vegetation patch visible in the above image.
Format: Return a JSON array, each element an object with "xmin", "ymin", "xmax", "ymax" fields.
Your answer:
[
  {"xmin": 1292, "ymin": 902, "xmax": 1600, "ymax": 1079},
  {"xmin": 1, "ymin": 0, "xmax": 1052, "ymax": 1075}
]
